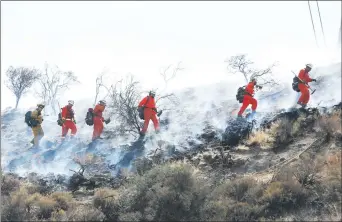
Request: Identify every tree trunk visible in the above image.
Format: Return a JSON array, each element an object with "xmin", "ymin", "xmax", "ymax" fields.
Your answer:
[
  {"xmin": 244, "ymin": 74, "xmax": 249, "ymax": 84},
  {"xmin": 15, "ymin": 96, "xmax": 20, "ymax": 109}
]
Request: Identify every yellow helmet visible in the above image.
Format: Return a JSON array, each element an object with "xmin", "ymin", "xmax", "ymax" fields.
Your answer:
[{"xmin": 37, "ymin": 103, "xmax": 45, "ymax": 108}]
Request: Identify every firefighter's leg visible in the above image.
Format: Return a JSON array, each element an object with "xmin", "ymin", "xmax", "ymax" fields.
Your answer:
[
  {"xmin": 141, "ymin": 108, "xmax": 152, "ymax": 134},
  {"xmin": 298, "ymin": 84, "xmax": 309, "ymax": 105},
  {"xmin": 69, "ymin": 121, "xmax": 77, "ymax": 137},
  {"xmin": 150, "ymin": 112, "xmax": 160, "ymax": 132},
  {"xmin": 237, "ymin": 96, "xmax": 251, "ymax": 117},
  {"xmin": 61, "ymin": 124, "xmax": 68, "ymax": 138}
]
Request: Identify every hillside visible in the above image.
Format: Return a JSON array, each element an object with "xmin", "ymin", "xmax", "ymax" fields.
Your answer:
[{"xmin": 1, "ymin": 63, "xmax": 341, "ymax": 221}]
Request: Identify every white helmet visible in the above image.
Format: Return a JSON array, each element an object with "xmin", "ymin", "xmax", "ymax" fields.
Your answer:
[
  {"xmin": 149, "ymin": 90, "xmax": 156, "ymax": 96},
  {"xmin": 99, "ymin": 100, "xmax": 106, "ymax": 105},
  {"xmin": 305, "ymin": 64, "xmax": 313, "ymax": 69},
  {"xmin": 68, "ymin": 100, "xmax": 74, "ymax": 105}
]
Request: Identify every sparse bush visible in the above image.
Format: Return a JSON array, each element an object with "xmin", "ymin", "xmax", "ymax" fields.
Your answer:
[
  {"xmin": 36, "ymin": 196, "xmax": 57, "ymax": 219},
  {"xmin": 118, "ymin": 212, "xmax": 142, "ymax": 221},
  {"xmin": 51, "ymin": 191, "xmax": 73, "ymax": 211},
  {"xmin": 67, "ymin": 204, "xmax": 105, "ymax": 221},
  {"xmin": 262, "ymin": 181, "xmax": 309, "ymax": 217},
  {"xmin": 293, "ymin": 158, "xmax": 320, "ymax": 187},
  {"xmin": 320, "ymin": 152, "xmax": 342, "ymax": 202},
  {"xmin": 316, "ymin": 111, "xmax": 342, "ymax": 139},
  {"xmin": 268, "ymin": 118, "xmax": 294, "ymax": 151},
  {"xmin": 119, "ymin": 162, "xmax": 209, "ymax": 221},
  {"xmin": 133, "ymin": 157, "xmax": 153, "ymax": 176},
  {"xmin": 93, "ymin": 188, "xmax": 121, "ymax": 221},
  {"xmin": 51, "ymin": 209, "xmax": 68, "ymax": 221},
  {"xmin": 1, "ymin": 173, "xmax": 20, "ymax": 195},
  {"xmin": 25, "ymin": 192, "xmax": 42, "ymax": 212},
  {"xmin": 200, "ymin": 177, "xmax": 264, "ymax": 221},
  {"xmin": 1, "ymin": 187, "xmax": 32, "ymax": 221},
  {"xmin": 22, "ymin": 182, "xmax": 40, "ymax": 195}
]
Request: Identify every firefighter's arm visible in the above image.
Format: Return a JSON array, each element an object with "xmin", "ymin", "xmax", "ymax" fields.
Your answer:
[
  {"xmin": 256, "ymin": 85, "xmax": 263, "ymax": 90},
  {"xmin": 246, "ymin": 83, "xmax": 255, "ymax": 95},
  {"xmin": 32, "ymin": 111, "xmax": 43, "ymax": 124},
  {"xmin": 37, "ymin": 115, "xmax": 43, "ymax": 124}
]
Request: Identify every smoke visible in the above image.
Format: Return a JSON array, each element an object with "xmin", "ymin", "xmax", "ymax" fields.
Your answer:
[{"xmin": 1, "ymin": 61, "xmax": 341, "ymax": 177}]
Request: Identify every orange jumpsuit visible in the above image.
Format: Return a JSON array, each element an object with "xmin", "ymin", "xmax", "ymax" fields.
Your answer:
[
  {"xmin": 238, "ymin": 81, "xmax": 257, "ymax": 116},
  {"xmin": 92, "ymin": 104, "xmax": 105, "ymax": 140},
  {"xmin": 297, "ymin": 69, "xmax": 313, "ymax": 105},
  {"xmin": 138, "ymin": 96, "xmax": 160, "ymax": 134},
  {"xmin": 61, "ymin": 105, "xmax": 77, "ymax": 137}
]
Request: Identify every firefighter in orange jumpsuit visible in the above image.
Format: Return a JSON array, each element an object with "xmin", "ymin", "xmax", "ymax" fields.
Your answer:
[
  {"xmin": 297, "ymin": 64, "xmax": 316, "ymax": 108},
  {"xmin": 92, "ymin": 100, "xmax": 107, "ymax": 141},
  {"xmin": 61, "ymin": 100, "xmax": 77, "ymax": 139},
  {"xmin": 138, "ymin": 90, "xmax": 160, "ymax": 136},
  {"xmin": 237, "ymin": 78, "xmax": 261, "ymax": 119}
]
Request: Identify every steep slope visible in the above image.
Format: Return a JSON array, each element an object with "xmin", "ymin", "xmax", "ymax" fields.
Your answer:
[{"xmin": 1, "ymin": 63, "xmax": 341, "ymax": 177}]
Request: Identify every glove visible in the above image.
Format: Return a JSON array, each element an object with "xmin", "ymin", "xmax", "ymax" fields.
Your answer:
[
  {"xmin": 157, "ymin": 110, "xmax": 163, "ymax": 117},
  {"xmin": 312, "ymin": 79, "xmax": 317, "ymax": 82},
  {"xmin": 62, "ymin": 118, "xmax": 66, "ymax": 123},
  {"xmin": 104, "ymin": 118, "xmax": 111, "ymax": 124},
  {"xmin": 73, "ymin": 119, "xmax": 76, "ymax": 124}
]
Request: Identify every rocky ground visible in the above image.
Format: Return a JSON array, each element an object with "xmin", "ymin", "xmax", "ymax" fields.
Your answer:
[{"xmin": 1, "ymin": 103, "xmax": 341, "ymax": 221}]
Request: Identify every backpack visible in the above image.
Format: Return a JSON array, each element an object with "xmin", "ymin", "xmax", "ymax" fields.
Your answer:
[
  {"xmin": 292, "ymin": 76, "xmax": 300, "ymax": 92},
  {"xmin": 57, "ymin": 111, "xmax": 63, "ymax": 126},
  {"xmin": 138, "ymin": 96, "xmax": 150, "ymax": 120},
  {"xmin": 25, "ymin": 111, "xmax": 38, "ymax": 127},
  {"xmin": 236, "ymin": 86, "xmax": 246, "ymax": 103},
  {"xmin": 25, "ymin": 111, "xmax": 33, "ymax": 127},
  {"xmin": 85, "ymin": 108, "xmax": 94, "ymax": 126}
]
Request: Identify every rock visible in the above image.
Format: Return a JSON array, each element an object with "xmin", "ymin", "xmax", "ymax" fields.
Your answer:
[
  {"xmin": 203, "ymin": 153, "xmax": 214, "ymax": 164},
  {"xmin": 191, "ymin": 156, "xmax": 201, "ymax": 166},
  {"xmin": 280, "ymin": 157, "xmax": 286, "ymax": 162},
  {"xmin": 198, "ymin": 160, "xmax": 207, "ymax": 168},
  {"xmin": 198, "ymin": 124, "xmax": 222, "ymax": 144},
  {"xmin": 222, "ymin": 118, "xmax": 253, "ymax": 146}
]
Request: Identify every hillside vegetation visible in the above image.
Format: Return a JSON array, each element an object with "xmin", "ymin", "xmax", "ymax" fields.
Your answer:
[{"xmin": 1, "ymin": 104, "xmax": 341, "ymax": 221}]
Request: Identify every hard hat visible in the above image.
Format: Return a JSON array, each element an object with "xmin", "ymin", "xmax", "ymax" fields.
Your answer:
[
  {"xmin": 99, "ymin": 100, "xmax": 106, "ymax": 105},
  {"xmin": 149, "ymin": 90, "xmax": 156, "ymax": 95},
  {"xmin": 37, "ymin": 103, "xmax": 45, "ymax": 108},
  {"xmin": 68, "ymin": 100, "xmax": 74, "ymax": 105},
  {"xmin": 305, "ymin": 64, "xmax": 313, "ymax": 69},
  {"xmin": 250, "ymin": 77, "xmax": 257, "ymax": 82}
]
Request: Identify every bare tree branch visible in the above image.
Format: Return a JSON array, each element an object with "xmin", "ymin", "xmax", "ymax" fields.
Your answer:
[
  {"xmin": 225, "ymin": 54, "xmax": 278, "ymax": 88},
  {"xmin": 155, "ymin": 62, "xmax": 183, "ymax": 111},
  {"xmin": 35, "ymin": 63, "xmax": 79, "ymax": 114},
  {"xmin": 5, "ymin": 66, "xmax": 41, "ymax": 109},
  {"xmin": 105, "ymin": 74, "xmax": 142, "ymax": 136}
]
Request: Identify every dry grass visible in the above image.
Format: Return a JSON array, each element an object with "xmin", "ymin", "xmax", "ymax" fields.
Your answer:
[
  {"xmin": 316, "ymin": 110, "xmax": 342, "ymax": 136},
  {"xmin": 67, "ymin": 204, "xmax": 105, "ymax": 221},
  {"xmin": 50, "ymin": 192, "xmax": 73, "ymax": 211},
  {"xmin": 93, "ymin": 188, "xmax": 121, "ymax": 221},
  {"xmin": 247, "ymin": 130, "xmax": 274, "ymax": 149},
  {"xmin": 236, "ymin": 145, "xmax": 251, "ymax": 152}
]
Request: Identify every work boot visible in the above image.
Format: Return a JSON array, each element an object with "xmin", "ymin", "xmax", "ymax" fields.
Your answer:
[
  {"xmin": 139, "ymin": 131, "xmax": 145, "ymax": 137},
  {"xmin": 301, "ymin": 104, "xmax": 307, "ymax": 109},
  {"xmin": 237, "ymin": 114, "xmax": 243, "ymax": 119},
  {"xmin": 249, "ymin": 110, "xmax": 256, "ymax": 119}
]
